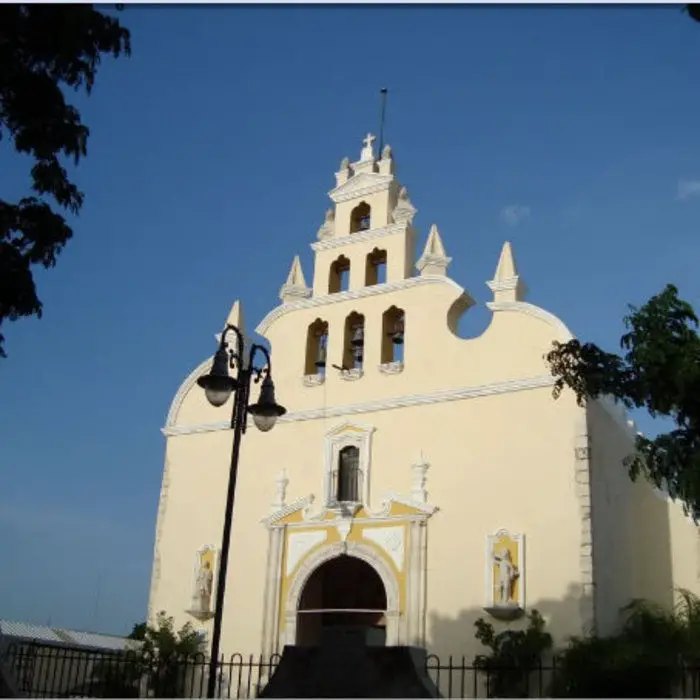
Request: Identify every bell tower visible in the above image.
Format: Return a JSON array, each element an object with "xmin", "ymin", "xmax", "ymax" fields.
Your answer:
[{"xmin": 310, "ymin": 134, "xmax": 418, "ymax": 297}]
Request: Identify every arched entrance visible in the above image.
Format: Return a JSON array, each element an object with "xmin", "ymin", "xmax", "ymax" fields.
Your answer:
[{"xmin": 296, "ymin": 555, "xmax": 387, "ymax": 647}]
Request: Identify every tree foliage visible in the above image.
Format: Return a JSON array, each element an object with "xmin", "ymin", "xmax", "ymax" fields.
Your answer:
[
  {"xmin": 546, "ymin": 285, "xmax": 700, "ymax": 521},
  {"xmin": 0, "ymin": 4, "xmax": 130, "ymax": 356},
  {"xmin": 550, "ymin": 590, "xmax": 700, "ymax": 697},
  {"xmin": 474, "ymin": 610, "xmax": 553, "ymax": 697},
  {"xmin": 90, "ymin": 612, "xmax": 206, "ymax": 698}
]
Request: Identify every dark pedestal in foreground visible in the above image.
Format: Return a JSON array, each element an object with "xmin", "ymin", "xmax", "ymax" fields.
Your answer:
[{"xmin": 259, "ymin": 634, "xmax": 439, "ymax": 698}]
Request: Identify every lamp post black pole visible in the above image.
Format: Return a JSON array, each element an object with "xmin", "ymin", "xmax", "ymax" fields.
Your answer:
[
  {"xmin": 198, "ymin": 325, "xmax": 285, "ymax": 699},
  {"xmin": 206, "ymin": 356, "xmax": 248, "ymax": 699}
]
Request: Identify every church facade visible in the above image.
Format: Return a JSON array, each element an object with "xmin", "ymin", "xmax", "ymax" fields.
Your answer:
[{"xmin": 149, "ymin": 134, "xmax": 700, "ymax": 661}]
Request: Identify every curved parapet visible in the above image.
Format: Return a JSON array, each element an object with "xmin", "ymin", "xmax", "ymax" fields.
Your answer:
[{"xmin": 163, "ymin": 356, "xmax": 213, "ymax": 432}]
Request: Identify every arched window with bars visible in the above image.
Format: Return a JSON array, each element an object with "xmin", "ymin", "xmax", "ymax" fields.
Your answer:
[{"xmin": 334, "ymin": 445, "xmax": 361, "ymax": 503}]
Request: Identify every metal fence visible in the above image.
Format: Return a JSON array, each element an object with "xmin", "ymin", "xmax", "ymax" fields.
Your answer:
[{"xmin": 5, "ymin": 641, "xmax": 700, "ymax": 698}]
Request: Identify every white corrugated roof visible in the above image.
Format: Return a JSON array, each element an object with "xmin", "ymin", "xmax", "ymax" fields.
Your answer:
[{"xmin": 0, "ymin": 620, "xmax": 135, "ymax": 652}]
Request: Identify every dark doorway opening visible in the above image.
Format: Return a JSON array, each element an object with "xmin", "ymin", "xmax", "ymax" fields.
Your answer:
[{"xmin": 296, "ymin": 555, "xmax": 387, "ymax": 647}]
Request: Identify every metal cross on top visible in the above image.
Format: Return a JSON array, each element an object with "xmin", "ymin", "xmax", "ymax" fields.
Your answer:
[{"xmin": 363, "ymin": 132, "xmax": 376, "ymax": 150}]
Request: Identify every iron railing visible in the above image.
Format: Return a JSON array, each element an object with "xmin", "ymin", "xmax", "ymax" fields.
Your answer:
[{"xmin": 5, "ymin": 641, "xmax": 700, "ymax": 698}]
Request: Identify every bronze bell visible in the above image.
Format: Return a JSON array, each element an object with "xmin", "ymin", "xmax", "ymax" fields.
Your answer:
[
  {"xmin": 390, "ymin": 317, "xmax": 405, "ymax": 345},
  {"xmin": 315, "ymin": 336, "xmax": 327, "ymax": 369},
  {"xmin": 351, "ymin": 325, "xmax": 365, "ymax": 347}
]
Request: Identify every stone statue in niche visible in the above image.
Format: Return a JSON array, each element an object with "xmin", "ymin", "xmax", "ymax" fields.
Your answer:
[
  {"xmin": 494, "ymin": 548, "xmax": 519, "ymax": 605},
  {"xmin": 193, "ymin": 560, "xmax": 214, "ymax": 614}
]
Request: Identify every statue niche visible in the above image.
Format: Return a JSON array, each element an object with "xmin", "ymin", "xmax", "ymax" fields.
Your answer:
[{"xmin": 187, "ymin": 547, "xmax": 216, "ymax": 621}]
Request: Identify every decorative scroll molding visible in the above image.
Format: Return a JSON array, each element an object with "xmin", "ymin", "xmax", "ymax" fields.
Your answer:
[
  {"xmin": 285, "ymin": 530, "xmax": 328, "ymax": 577},
  {"xmin": 163, "ymin": 375, "xmax": 555, "ymax": 437},
  {"xmin": 363, "ymin": 526, "xmax": 405, "ymax": 572}
]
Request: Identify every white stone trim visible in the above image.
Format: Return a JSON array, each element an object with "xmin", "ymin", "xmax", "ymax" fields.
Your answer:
[
  {"xmin": 486, "ymin": 300, "xmax": 573, "ymax": 341},
  {"xmin": 339, "ymin": 367, "xmax": 364, "ymax": 381},
  {"xmin": 486, "ymin": 276, "xmax": 520, "ymax": 293},
  {"xmin": 378, "ymin": 361, "xmax": 404, "ymax": 375},
  {"xmin": 327, "ymin": 172, "xmax": 394, "ymax": 204},
  {"xmin": 147, "ymin": 457, "xmax": 172, "ymax": 622},
  {"xmin": 165, "ymin": 357, "xmax": 212, "ymax": 428},
  {"xmin": 260, "ymin": 528, "xmax": 284, "ymax": 658},
  {"xmin": 255, "ymin": 275, "xmax": 464, "ymax": 335},
  {"xmin": 311, "ymin": 222, "xmax": 405, "ymax": 252},
  {"xmin": 574, "ymin": 425, "xmax": 596, "ymax": 632},
  {"xmin": 302, "ymin": 374, "xmax": 325, "ymax": 388},
  {"xmin": 283, "ymin": 540, "xmax": 401, "ymax": 646},
  {"xmin": 163, "ymin": 375, "xmax": 555, "ymax": 436},
  {"xmin": 323, "ymin": 422, "xmax": 376, "ymax": 508}
]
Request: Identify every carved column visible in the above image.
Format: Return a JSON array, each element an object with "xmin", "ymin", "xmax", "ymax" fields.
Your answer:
[{"xmin": 261, "ymin": 527, "xmax": 284, "ymax": 658}]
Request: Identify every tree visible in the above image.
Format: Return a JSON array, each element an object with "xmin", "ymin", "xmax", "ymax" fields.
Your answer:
[
  {"xmin": 0, "ymin": 4, "xmax": 130, "ymax": 357},
  {"xmin": 89, "ymin": 612, "xmax": 206, "ymax": 698},
  {"xmin": 687, "ymin": 5, "xmax": 700, "ymax": 22},
  {"xmin": 474, "ymin": 610, "xmax": 553, "ymax": 697},
  {"xmin": 546, "ymin": 285, "xmax": 700, "ymax": 521}
]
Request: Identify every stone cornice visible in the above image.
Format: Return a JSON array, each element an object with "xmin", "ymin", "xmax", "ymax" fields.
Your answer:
[
  {"xmin": 256, "ymin": 274, "xmax": 465, "ymax": 335},
  {"xmin": 310, "ymin": 222, "xmax": 406, "ymax": 253},
  {"xmin": 327, "ymin": 172, "xmax": 394, "ymax": 204},
  {"xmin": 162, "ymin": 374, "xmax": 555, "ymax": 437}
]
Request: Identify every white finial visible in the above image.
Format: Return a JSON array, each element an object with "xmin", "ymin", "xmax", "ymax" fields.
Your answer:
[
  {"xmin": 279, "ymin": 256, "xmax": 311, "ymax": 303},
  {"xmin": 416, "ymin": 225, "xmax": 451, "ymax": 277},
  {"xmin": 486, "ymin": 241, "xmax": 527, "ymax": 302},
  {"xmin": 411, "ymin": 455, "xmax": 429, "ymax": 504},
  {"xmin": 272, "ymin": 468, "xmax": 289, "ymax": 511},
  {"xmin": 360, "ymin": 133, "xmax": 376, "ymax": 161}
]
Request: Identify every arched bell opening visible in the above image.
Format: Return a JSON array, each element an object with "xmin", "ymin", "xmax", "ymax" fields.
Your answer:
[
  {"xmin": 350, "ymin": 202, "xmax": 371, "ymax": 234},
  {"xmin": 296, "ymin": 555, "xmax": 387, "ymax": 647},
  {"xmin": 329, "ymin": 255, "xmax": 350, "ymax": 294},
  {"xmin": 343, "ymin": 312, "xmax": 365, "ymax": 371},
  {"xmin": 304, "ymin": 319, "xmax": 329, "ymax": 376},
  {"xmin": 381, "ymin": 306, "xmax": 405, "ymax": 365},
  {"xmin": 365, "ymin": 247, "xmax": 387, "ymax": 287}
]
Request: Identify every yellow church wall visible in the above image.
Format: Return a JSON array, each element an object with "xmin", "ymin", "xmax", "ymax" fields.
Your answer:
[
  {"xmin": 152, "ymin": 364, "xmax": 588, "ymax": 658},
  {"xmin": 151, "ymin": 134, "xmax": 700, "ymax": 665},
  {"xmin": 250, "ymin": 284, "xmax": 565, "ymax": 424}
]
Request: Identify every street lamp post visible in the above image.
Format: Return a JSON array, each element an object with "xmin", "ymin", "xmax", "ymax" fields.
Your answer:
[{"xmin": 196, "ymin": 323, "xmax": 287, "ymax": 699}]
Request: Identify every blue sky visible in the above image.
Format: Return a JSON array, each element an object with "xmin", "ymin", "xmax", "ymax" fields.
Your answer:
[{"xmin": 1, "ymin": 4, "xmax": 699, "ymax": 636}]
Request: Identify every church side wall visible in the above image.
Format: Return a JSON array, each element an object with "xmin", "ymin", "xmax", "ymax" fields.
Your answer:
[
  {"xmin": 587, "ymin": 400, "xmax": 673, "ymax": 635},
  {"xmin": 667, "ymin": 500, "xmax": 700, "ymax": 597}
]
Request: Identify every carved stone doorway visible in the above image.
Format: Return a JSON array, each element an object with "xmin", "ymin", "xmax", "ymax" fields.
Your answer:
[{"xmin": 296, "ymin": 555, "xmax": 387, "ymax": 647}]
